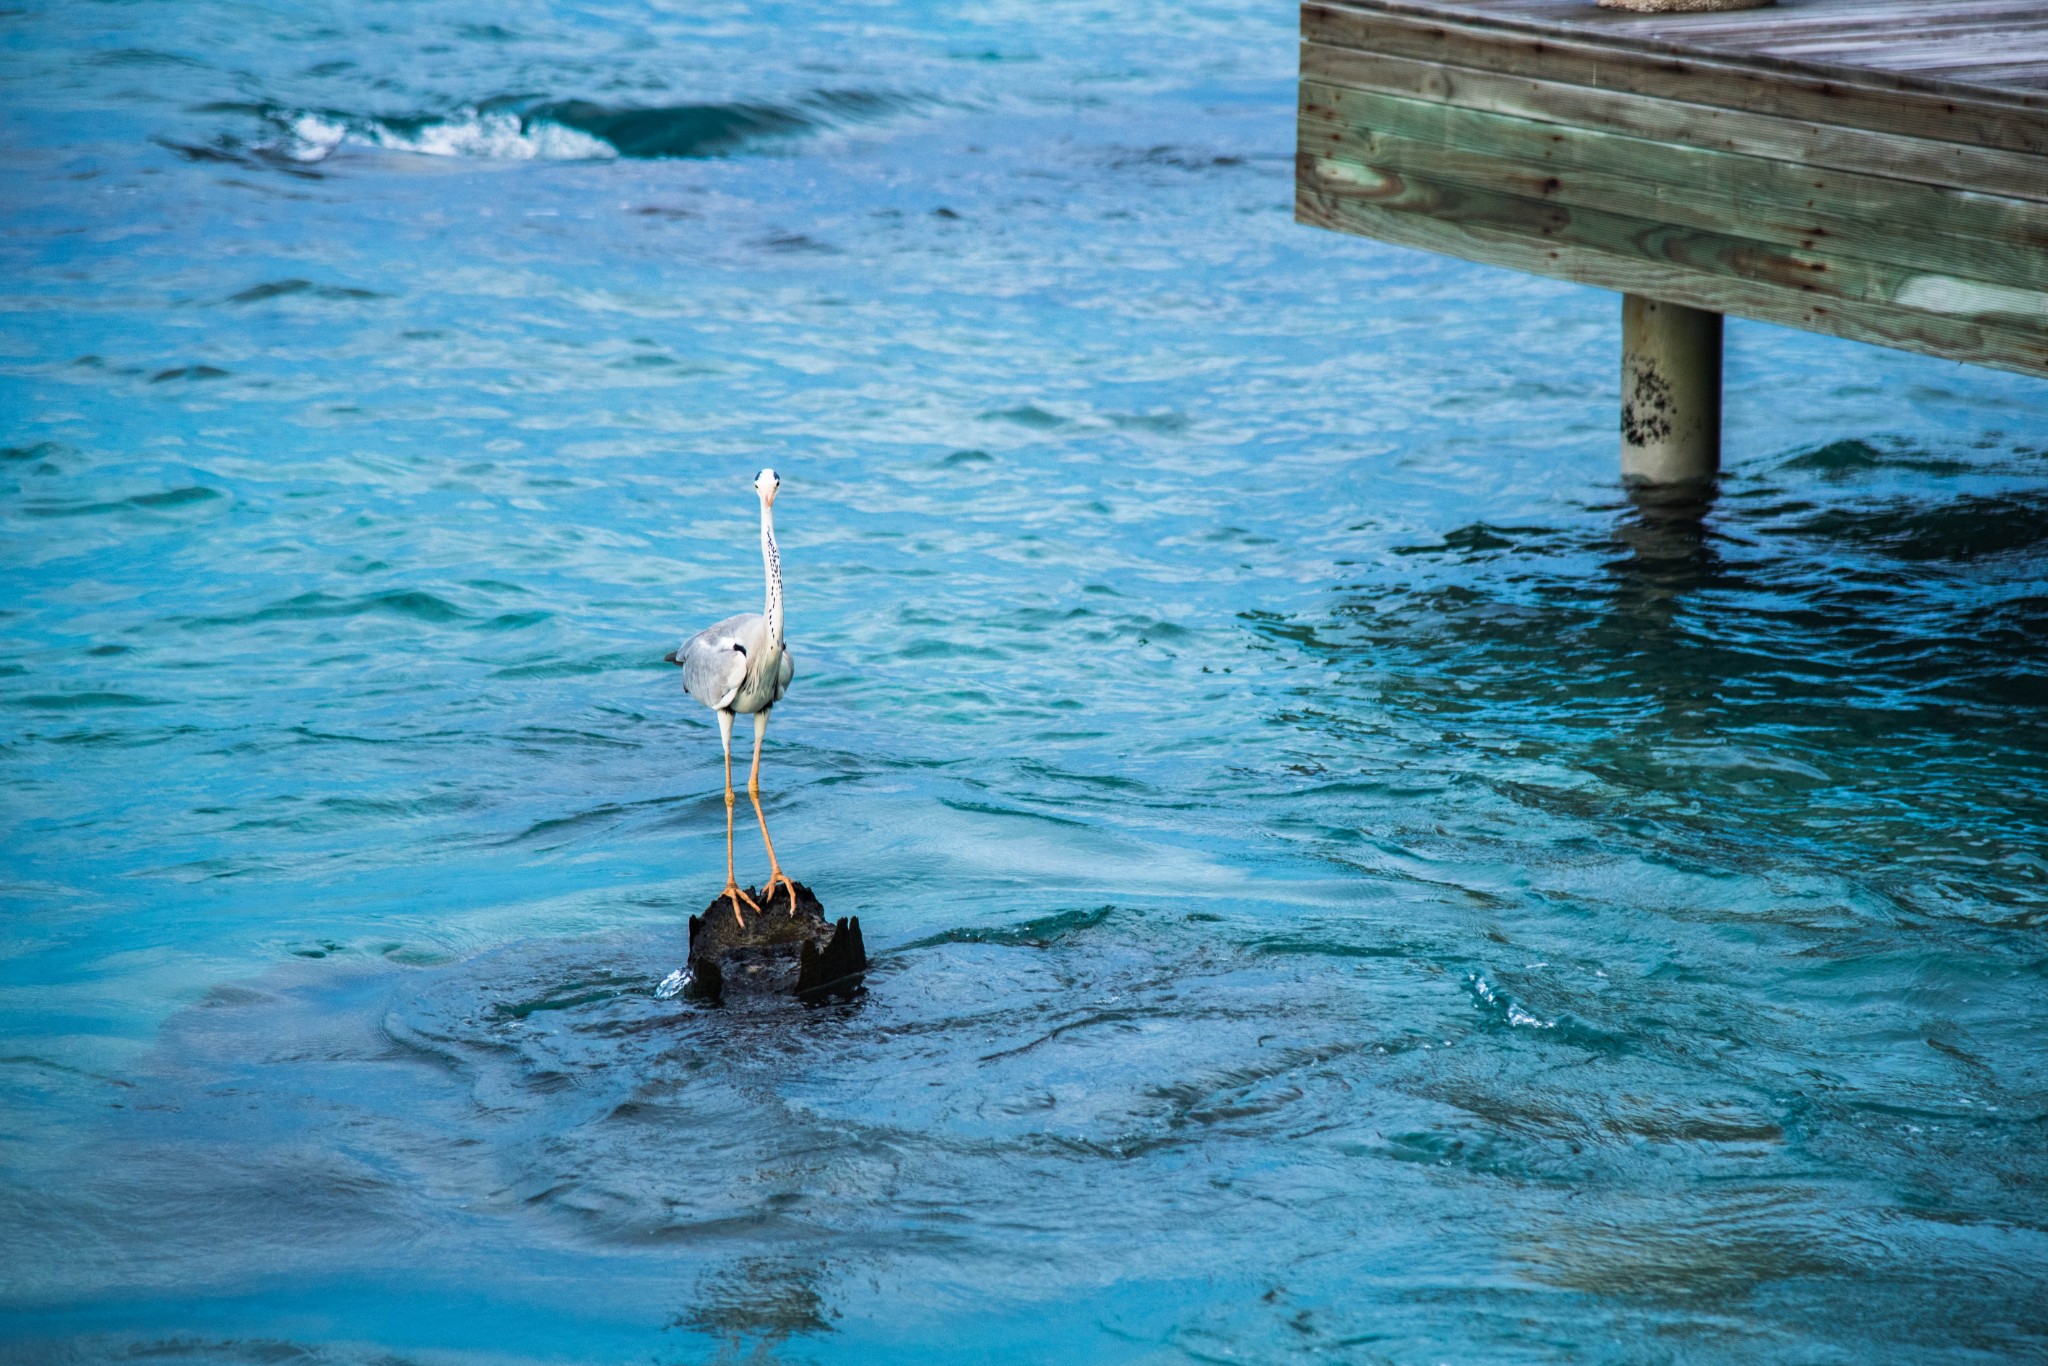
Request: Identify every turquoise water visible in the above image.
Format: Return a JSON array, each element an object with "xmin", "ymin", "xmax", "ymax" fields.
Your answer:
[{"xmin": 4, "ymin": 0, "xmax": 2048, "ymax": 1360}]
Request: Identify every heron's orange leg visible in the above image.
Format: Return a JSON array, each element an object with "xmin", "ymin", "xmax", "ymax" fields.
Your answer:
[
  {"xmin": 718, "ymin": 711, "xmax": 759, "ymax": 928},
  {"xmin": 749, "ymin": 710, "xmax": 799, "ymax": 915}
]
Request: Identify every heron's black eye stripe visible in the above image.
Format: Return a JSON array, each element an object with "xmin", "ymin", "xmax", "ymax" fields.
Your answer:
[{"xmin": 733, "ymin": 643, "xmax": 747, "ymax": 655}]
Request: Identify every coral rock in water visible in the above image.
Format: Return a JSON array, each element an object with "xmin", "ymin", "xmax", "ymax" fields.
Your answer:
[{"xmin": 682, "ymin": 881, "xmax": 866, "ymax": 1004}]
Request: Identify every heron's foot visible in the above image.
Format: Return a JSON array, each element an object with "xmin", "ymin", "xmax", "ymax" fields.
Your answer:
[
  {"xmin": 721, "ymin": 881, "xmax": 761, "ymax": 929},
  {"xmin": 764, "ymin": 870, "xmax": 801, "ymax": 916}
]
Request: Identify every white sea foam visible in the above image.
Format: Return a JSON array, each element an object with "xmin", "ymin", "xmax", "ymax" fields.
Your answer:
[
  {"xmin": 1470, "ymin": 972, "xmax": 1556, "ymax": 1030},
  {"xmin": 282, "ymin": 109, "xmax": 617, "ymax": 163},
  {"xmin": 286, "ymin": 114, "xmax": 347, "ymax": 162}
]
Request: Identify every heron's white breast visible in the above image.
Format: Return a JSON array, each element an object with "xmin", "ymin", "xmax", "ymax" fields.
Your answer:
[{"xmin": 731, "ymin": 641, "xmax": 784, "ymax": 714}]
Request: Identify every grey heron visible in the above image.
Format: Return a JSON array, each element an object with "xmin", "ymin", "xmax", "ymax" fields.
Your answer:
[{"xmin": 665, "ymin": 468, "xmax": 798, "ymax": 926}]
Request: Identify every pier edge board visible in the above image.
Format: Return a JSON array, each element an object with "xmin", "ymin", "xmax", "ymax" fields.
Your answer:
[
  {"xmin": 1306, "ymin": 0, "xmax": 2048, "ymax": 111},
  {"xmin": 1299, "ymin": 150, "xmax": 2048, "ymax": 347},
  {"xmin": 1300, "ymin": 82, "xmax": 2048, "ymax": 293},
  {"xmin": 1304, "ymin": 4, "xmax": 2048, "ymax": 155},
  {"xmin": 1301, "ymin": 42, "xmax": 2048, "ymax": 204}
]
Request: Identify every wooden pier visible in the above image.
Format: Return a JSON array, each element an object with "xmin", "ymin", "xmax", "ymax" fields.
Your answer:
[{"xmin": 1296, "ymin": 0, "xmax": 2048, "ymax": 480}]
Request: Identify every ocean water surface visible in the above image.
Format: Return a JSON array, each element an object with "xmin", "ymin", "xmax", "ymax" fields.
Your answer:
[{"xmin": 3, "ymin": 0, "xmax": 2047, "ymax": 1361}]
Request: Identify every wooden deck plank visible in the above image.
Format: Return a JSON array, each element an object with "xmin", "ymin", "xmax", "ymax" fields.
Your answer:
[
  {"xmin": 1303, "ymin": 5, "xmax": 2048, "ymax": 152},
  {"xmin": 1300, "ymin": 82, "xmax": 2048, "ymax": 289},
  {"xmin": 1385, "ymin": 1, "xmax": 2048, "ymax": 40},
  {"xmin": 1312, "ymin": 0, "xmax": 2048, "ymax": 104},
  {"xmin": 1432, "ymin": 0, "xmax": 2048, "ymax": 34},
  {"xmin": 1302, "ymin": 42, "xmax": 2048, "ymax": 201},
  {"xmin": 1839, "ymin": 44, "xmax": 2048, "ymax": 73},
  {"xmin": 1746, "ymin": 32, "xmax": 2048, "ymax": 63},
  {"xmin": 1301, "ymin": 151, "xmax": 2046, "ymax": 326},
  {"xmin": 1623, "ymin": 6, "xmax": 2048, "ymax": 41},
  {"xmin": 1910, "ymin": 62, "xmax": 2048, "ymax": 87},
  {"xmin": 1688, "ymin": 22, "xmax": 2048, "ymax": 55},
  {"xmin": 1460, "ymin": 0, "xmax": 2048, "ymax": 91},
  {"xmin": 1734, "ymin": 36, "xmax": 2048, "ymax": 72}
]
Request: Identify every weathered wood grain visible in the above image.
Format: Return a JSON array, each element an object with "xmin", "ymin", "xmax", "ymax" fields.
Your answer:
[
  {"xmin": 1300, "ymin": 81, "xmax": 2048, "ymax": 288},
  {"xmin": 1913, "ymin": 62, "xmax": 2048, "ymax": 86},
  {"xmin": 1304, "ymin": 3, "xmax": 2048, "ymax": 152},
  {"xmin": 1296, "ymin": 0, "xmax": 2048, "ymax": 376},
  {"xmin": 1658, "ymin": 6, "xmax": 2048, "ymax": 42},
  {"xmin": 1301, "ymin": 42, "xmax": 2048, "ymax": 201},
  {"xmin": 1311, "ymin": 0, "xmax": 2048, "ymax": 100},
  {"xmin": 1765, "ymin": 35, "xmax": 2048, "ymax": 70},
  {"xmin": 1624, "ymin": 11, "xmax": 2048, "ymax": 59},
  {"xmin": 1398, "ymin": 0, "xmax": 2048, "ymax": 44},
  {"xmin": 1842, "ymin": 45, "xmax": 2048, "ymax": 75},
  {"xmin": 1296, "ymin": 176, "xmax": 2048, "ymax": 374},
  {"xmin": 1301, "ymin": 151, "xmax": 2048, "ymax": 325}
]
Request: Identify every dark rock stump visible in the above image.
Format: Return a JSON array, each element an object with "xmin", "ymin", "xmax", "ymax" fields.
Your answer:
[{"xmin": 682, "ymin": 881, "xmax": 866, "ymax": 1004}]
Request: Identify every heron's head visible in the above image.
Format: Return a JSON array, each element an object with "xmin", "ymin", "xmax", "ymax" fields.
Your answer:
[{"xmin": 754, "ymin": 468, "xmax": 780, "ymax": 506}]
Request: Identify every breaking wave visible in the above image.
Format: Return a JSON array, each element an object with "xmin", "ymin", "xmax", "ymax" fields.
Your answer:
[{"xmin": 270, "ymin": 91, "xmax": 912, "ymax": 163}]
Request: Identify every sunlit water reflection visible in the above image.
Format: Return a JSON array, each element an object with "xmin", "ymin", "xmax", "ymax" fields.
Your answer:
[{"xmin": 2, "ymin": 0, "xmax": 2046, "ymax": 1360}]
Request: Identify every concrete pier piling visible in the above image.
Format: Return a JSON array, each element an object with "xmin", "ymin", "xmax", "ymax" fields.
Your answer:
[{"xmin": 1620, "ymin": 295, "xmax": 1721, "ymax": 486}]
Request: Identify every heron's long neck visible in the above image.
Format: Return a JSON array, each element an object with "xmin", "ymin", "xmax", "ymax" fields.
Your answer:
[{"xmin": 760, "ymin": 500, "xmax": 784, "ymax": 645}]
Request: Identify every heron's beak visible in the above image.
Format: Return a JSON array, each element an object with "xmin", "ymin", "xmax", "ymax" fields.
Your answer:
[{"xmin": 662, "ymin": 649, "xmax": 681, "ymax": 666}]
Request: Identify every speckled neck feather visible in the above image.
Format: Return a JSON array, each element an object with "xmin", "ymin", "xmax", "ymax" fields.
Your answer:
[{"xmin": 759, "ymin": 496, "xmax": 783, "ymax": 645}]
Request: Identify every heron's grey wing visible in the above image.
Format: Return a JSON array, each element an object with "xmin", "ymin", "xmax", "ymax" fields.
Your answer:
[
  {"xmin": 771, "ymin": 644, "xmax": 794, "ymax": 704},
  {"xmin": 678, "ymin": 613, "xmax": 762, "ymax": 710}
]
